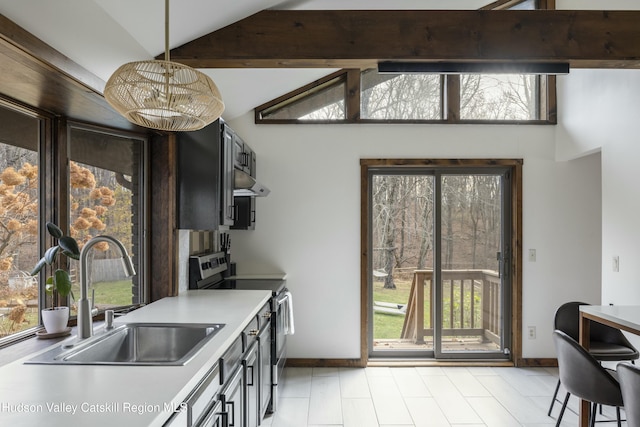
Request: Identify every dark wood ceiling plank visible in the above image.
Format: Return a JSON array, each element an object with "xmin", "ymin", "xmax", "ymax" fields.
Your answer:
[
  {"xmin": 167, "ymin": 10, "xmax": 640, "ymax": 69},
  {"xmin": 0, "ymin": 14, "xmax": 140, "ymax": 130}
]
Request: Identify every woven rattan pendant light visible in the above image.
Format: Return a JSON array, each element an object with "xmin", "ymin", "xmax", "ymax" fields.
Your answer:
[{"xmin": 104, "ymin": 0, "xmax": 224, "ymax": 131}]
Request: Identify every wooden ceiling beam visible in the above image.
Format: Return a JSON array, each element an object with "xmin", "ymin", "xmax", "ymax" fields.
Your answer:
[{"xmin": 167, "ymin": 10, "xmax": 640, "ymax": 69}]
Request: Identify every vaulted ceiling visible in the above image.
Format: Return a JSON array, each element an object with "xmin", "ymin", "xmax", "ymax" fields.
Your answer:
[{"xmin": 0, "ymin": 0, "xmax": 637, "ymax": 121}]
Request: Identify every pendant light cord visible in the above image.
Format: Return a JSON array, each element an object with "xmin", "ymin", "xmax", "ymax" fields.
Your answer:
[{"xmin": 165, "ymin": 0, "xmax": 170, "ymax": 62}]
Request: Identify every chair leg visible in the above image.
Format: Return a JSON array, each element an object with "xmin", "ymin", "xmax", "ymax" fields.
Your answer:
[
  {"xmin": 548, "ymin": 379, "xmax": 561, "ymax": 416},
  {"xmin": 616, "ymin": 406, "xmax": 621, "ymax": 427},
  {"xmin": 555, "ymin": 392, "xmax": 571, "ymax": 427},
  {"xmin": 590, "ymin": 402, "xmax": 597, "ymax": 427}
]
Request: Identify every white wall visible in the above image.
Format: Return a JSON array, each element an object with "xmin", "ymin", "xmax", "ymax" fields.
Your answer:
[
  {"xmin": 557, "ymin": 69, "xmax": 640, "ymax": 313},
  {"xmin": 227, "ymin": 115, "xmax": 602, "ymax": 359}
]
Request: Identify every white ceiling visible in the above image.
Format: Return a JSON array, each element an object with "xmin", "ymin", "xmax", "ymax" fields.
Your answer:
[{"xmin": 0, "ymin": 0, "xmax": 491, "ymax": 119}]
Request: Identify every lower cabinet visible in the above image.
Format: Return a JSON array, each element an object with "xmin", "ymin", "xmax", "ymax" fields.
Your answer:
[
  {"xmin": 163, "ymin": 362, "xmax": 221, "ymax": 427},
  {"xmin": 258, "ymin": 322, "xmax": 272, "ymax": 419},
  {"xmin": 243, "ymin": 341, "xmax": 259, "ymax": 427},
  {"xmin": 197, "ymin": 401, "xmax": 224, "ymax": 427},
  {"xmin": 165, "ymin": 302, "xmax": 273, "ymax": 427},
  {"xmin": 220, "ymin": 365, "xmax": 245, "ymax": 427}
]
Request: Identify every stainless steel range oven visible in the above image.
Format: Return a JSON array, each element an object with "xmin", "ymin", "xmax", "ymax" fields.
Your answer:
[{"xmin": 188, "ymin": 252, "xmax": 289, "ymax": 413}]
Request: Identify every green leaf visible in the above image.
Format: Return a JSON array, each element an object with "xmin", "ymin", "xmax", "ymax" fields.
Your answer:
[
  {"xmin": 53, "ymin": 269, "xmax": 72, "ymax": 298},
  {"xmin": 59, "ymin": 236, "xmax": 80, "ymax": 258},
  {"xmin": 46, "ymin": 222, "xmax": 63, "ymax": 239},
  {"xmin": 30, "ymin": 257, "xmax": 47, "ymax": 276},
  {"xmin": 44, "ymin": 245, "xmax": 60, "ymax": 265}
]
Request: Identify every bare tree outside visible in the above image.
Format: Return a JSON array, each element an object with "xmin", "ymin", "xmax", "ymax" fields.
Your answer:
[{"xmin": 461, "ymin": 74, "xmax": 539, "ymax": 120}]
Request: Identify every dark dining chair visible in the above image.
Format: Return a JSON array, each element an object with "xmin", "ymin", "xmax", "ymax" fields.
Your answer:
[
  {"xmin": 553, "ymin": 330, "xmax": 624, "ymax": 427},
  {"xmin": 618, "ymin": 363, "xmax": 640, "ymax": 427},
  {"xmin": 548, "ymin": 301, "xmax": 638, "ymax": 418}
]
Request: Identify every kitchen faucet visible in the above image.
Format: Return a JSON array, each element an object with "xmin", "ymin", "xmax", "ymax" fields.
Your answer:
[{"xmin": 77, "ymin": 235, "xmax": 136, "ymax": 340}]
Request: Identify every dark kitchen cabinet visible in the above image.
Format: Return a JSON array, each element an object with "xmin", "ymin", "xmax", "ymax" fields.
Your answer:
[
  {"xmin": 176, "ymin": 123, "xmax": 222, "ymax": 230},
  {"xmin": 258, "ymin": 315, "xmax": 272, "ymax": 419},
  {"xmin": 177, "ymin": 119, "xmax": 239, "ymax": 230},
  {"xmin": 243, "ymin": 341, "xmax": 259, "ymax": 427},
  {"xmin": 231, "ymin": 140, "xmax": 257, "ymax": 231},
  {"xmin": 220, "ymin": 124, "xmax": 235, "ymax": 227},
  {"xmin": 221, "ymin": 365, "xmax": 245, "ymax": 427}
]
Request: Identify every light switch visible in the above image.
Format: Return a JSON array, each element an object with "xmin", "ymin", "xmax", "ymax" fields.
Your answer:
[
  {"xmin": 613, "ymin": 256, "xmax": 620, "ymax": 272},
  {"xmin": 528, "ymin": 249, "xmax": 536, "ymax": 262}
]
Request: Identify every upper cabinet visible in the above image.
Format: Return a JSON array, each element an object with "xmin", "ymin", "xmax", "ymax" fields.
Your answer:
[
  {"xmin": 177, "ymin": 119, "xmax": 263, "ymax": 231},
  {"xmin": 176, "ymin": 120, "xmax": 223, "ymax": 230}
]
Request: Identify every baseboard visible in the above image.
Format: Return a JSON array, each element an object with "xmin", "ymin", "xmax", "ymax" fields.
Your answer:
[
  {"xmin": 286, "ymin": 357, "xmax": 557, "ymax": 368},
  {"xmin": 286, "ymin": 358, "xmax": 365, "ymax": 368},
  {"xmin": 516, "ymin": 358, "xmax": 558, "ymax": 367}
]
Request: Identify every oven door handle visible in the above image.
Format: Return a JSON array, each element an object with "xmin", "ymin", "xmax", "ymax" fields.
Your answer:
[{"xmin": 276, "ymin": 293, "xmax": 290, "ymax": 307}]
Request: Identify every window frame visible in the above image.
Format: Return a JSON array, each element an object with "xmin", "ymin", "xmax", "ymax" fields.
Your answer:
[
  {"xmin": 66, "ymin": 121, "xmax": 149, "ymax": 313},
  {"xmin": 254, "ymin": 68, "xmax": 556, "ymax": 125},
  {"xmin": 0, "ymin": 105, "xmax": 149, "ymax": 348}
]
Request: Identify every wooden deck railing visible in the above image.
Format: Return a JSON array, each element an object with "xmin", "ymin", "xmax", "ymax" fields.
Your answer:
[{"xmin": 400, "ymin": 269, "xmax": 502, "ymax": 345}]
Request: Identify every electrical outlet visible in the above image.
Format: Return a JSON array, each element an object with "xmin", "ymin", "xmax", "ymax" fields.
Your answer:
[{"xmin": 528, "ymin": 326, "xmax": 536, "ymax": 339}]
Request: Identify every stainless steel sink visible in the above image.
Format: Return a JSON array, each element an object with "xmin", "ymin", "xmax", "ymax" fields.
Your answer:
[{"xmin": 26, "ymin": 323, "xmax": 225, "ymax": 366}]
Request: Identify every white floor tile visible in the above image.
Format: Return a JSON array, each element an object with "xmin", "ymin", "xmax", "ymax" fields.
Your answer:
[
  {"xmin": 368, "ymin": 376, "xmax": 414, "ymax": 425},
  {"xmin": 444, "ymin": 368, "xmax": 492, "ymax": 397},
  {"xmin": 342, "ymin": 398, "xmax": 380, "ymax": 427},
  {"xmin": 271, "ymin": 397, "xmax": 309, "ymax": 427},
  {"xmin": 476, "ymin": 375, "xmax": 551, "ymax": 424},
  {"xmin": 308, "ymin": 376, "xmax": 343, "ymax": 425},
  {"xmin": 339, "ymin": 368, "xmax": 371, "ymax": 398},
  {"xmin": 391, "ymin": 368, "xmax": 431, "ymax": 397},
  {"xmin": 273, "ymin": 365, "xmax": 569, "ymax": 427},
  {"xmin": 281, "ymin": 367, "xmax": 313, "ymax": 398},
  {"xmin": 404, "ymin": 397, "xmax": 450, "ymax": 427},
  {"xmin": 420, "ymin": 375, "xmax": 483, "ymax": 424},
  {"xmin": 467, "ymin": 396, "xmax": 521, "ymax": 426},
  {"xmin": 313, "ymin": 367, "xmax": 340, "ymax": 376}
]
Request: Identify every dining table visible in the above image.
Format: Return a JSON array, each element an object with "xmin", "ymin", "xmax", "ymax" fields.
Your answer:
[{"xmin": 579, "ymin": 305, "xmax": 640, "ymax": 427}]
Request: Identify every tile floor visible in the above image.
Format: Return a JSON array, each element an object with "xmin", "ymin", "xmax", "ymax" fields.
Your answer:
[{"xmin": 261, "ymin": 366, "xmax": 625, "ymax": 427}]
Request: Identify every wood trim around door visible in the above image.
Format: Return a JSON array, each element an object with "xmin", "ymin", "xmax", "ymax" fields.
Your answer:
[{"xmin": 360, "ymin": 158, "xmax": 523, "ymax": 366}]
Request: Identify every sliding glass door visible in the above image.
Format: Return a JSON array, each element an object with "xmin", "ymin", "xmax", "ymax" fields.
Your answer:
[{"xmin": 368, "ymin": 163, "xmax": 513, "ymax": 360}]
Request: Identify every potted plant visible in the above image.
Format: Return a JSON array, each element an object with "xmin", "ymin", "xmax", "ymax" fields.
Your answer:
[{"xmin": 30, "ymin": 222, "xmax": 80, "ymax": 334}]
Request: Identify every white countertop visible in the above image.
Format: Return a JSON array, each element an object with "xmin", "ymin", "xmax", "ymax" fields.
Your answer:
[
  {"xmin": 580, "ymin": 305, "xmax": 640, "ymax": 332},
  {"xmin": 0, "ymin": 289, "xmax": 271, "ymax": 427},
  {"xmin": 227, "ymin": 274, "xmax": 287, "ymax": 280}
]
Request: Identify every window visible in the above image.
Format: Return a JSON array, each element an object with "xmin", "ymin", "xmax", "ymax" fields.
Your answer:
[
  {"xmin": 68, "ymin": 124, "xmax": 147, "ymax": 313},
  {"xmin": 361, "ymin": 70, "xmax": 442, "ymax": 120},
  {"xmin": 0, "ymin": 104, "xmax": 42, "ymax": 341},
  {"xmin": 0, "ymin": 106, "xmax": 148, "ymax": 346},
  {"xmin": 460, "ymin": 74, "xmax": 544, "ymax": 120},
  {"xmin": 258, "ymin": 74, "xmax": 346, "ymax": 122},
  {"xmin": 255, "ymin": 68, "xmax": 554, "ymax": 124}
]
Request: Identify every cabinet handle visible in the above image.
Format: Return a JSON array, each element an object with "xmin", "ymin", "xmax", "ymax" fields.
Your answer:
[
  {"xmin": 248, "ymin": 329, "xmax": 259, "ymax": 336},
  {"xmin": 251, "ymin": 210, "xmax": 256, "ymax": 223},
  {"xmin": 226, "ymin": 401, "xmax": 235, "ymax": 427},
  {"xmin": 247, "ymin": 365, "xmax": 254, "ymax": 386},
  {"xmin": 262, "ymin": 312, "xmax": 272, "ymax": 319}
]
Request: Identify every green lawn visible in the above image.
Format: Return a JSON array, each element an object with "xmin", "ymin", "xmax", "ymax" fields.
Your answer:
[
  {"xmin": 373, "ymin": 279, "xmax": 425, "ymax": 339},
  {"xmin": 71, "ymin": 279, "xmax": 134, "ymax": 309}
]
